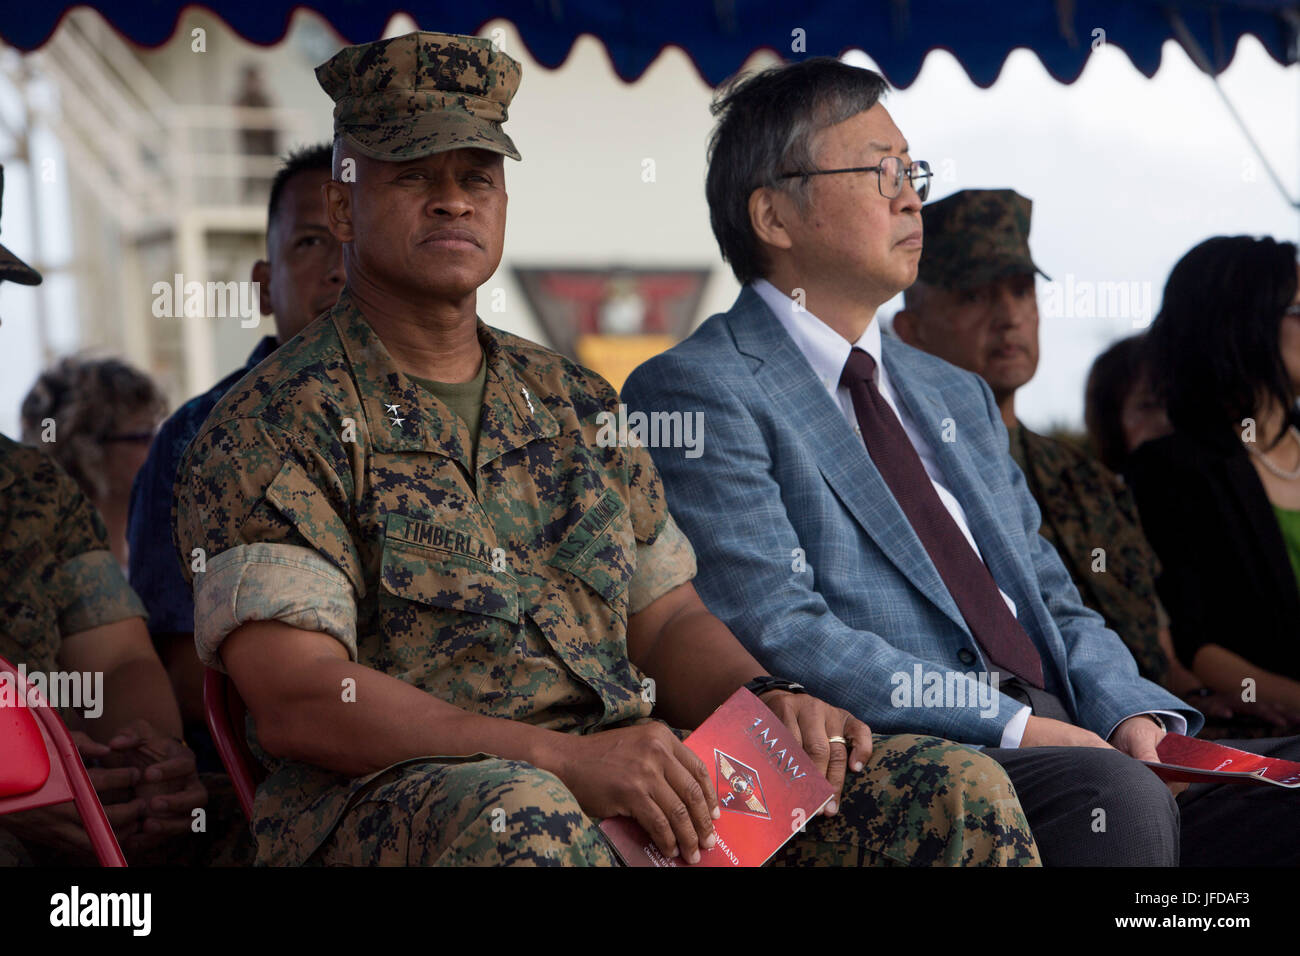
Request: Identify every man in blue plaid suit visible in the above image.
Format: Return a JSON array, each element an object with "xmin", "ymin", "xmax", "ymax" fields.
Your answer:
[{"xmin": 623, "ymin": 57, "xmax": 1300, "ymax": 866}]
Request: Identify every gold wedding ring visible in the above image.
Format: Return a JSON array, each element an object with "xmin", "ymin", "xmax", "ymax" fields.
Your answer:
[{"xmin": 828, "ymin": 735, "xmax": 848, "ymax": 745}]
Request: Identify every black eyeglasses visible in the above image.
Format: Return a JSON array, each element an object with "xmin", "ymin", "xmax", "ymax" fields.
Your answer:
[{"xmin": 779, "ymin": 157, "xmax": 931, "ymax": 202}]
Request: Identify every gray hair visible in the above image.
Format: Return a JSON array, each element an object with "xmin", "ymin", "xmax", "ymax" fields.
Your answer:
[
  {"xmin": 705, "ymin": 58, "xmax": 889, "ymax": 284},
  {"xmin": 20, "ymin": 356, "xmax": 167, "ymax": 501}
]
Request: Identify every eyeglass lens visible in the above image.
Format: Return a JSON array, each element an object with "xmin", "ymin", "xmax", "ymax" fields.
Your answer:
[{"xmin": 879, "ymin": 157, "xmax": 931, "ymax": 201}]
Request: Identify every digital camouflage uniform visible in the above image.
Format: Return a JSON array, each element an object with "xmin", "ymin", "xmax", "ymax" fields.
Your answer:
[
  {"xmin": 0, "ymin": 433, "xmax": 146, "ymax": 683},
  {"xmin": 171, "ymin": 31, "xmax": 1039, "ymax": 868},
  {"xmin": 1008, "ymin": 425, "xmax": 1168, "ymax": 685},
  {"xmin": 0, "ymin": 436, "xmax": 132, "ymax": 865},
  {"xmin": 322, "ymin": 736, "xmax": 1036, "ymax": 867},
  {"xmin": 175, "ymin": 288, "xmax": 1039, "ymax": 867},
  {"xmin": 0, "ymin": 434, "xmax": 255, "ymax": 868}
]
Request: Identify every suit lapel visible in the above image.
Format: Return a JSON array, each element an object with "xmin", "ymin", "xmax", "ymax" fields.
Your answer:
[
  {"xmin": 728, "ymin": 288, "xmax": 968, "ymax": 634},
  {"xmin": 885, "ymin": 343, "xmax": 1064, "ymax": 671}
]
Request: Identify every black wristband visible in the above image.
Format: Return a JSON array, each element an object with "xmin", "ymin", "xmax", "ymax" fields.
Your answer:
[{"xmin": 743, "ymin": 676, "xmax": 807, "ymax": 698}]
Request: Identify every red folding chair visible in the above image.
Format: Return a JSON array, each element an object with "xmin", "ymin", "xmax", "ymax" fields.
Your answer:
[
  {"xmin": 0, "ymin": 654, "xmax": 127, "ymax": 866},
  {"xmin": 203, "ymin": 667, "xmax": 264, "ymax": 821}
]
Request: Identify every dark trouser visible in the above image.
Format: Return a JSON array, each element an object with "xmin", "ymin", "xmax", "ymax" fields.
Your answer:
[
  {"xmin": 1176, "ymin": 735, "xmax": 1300, "ymax": 867},
  {"xmin": 985, "ymin": 735, "xmax": 1300, "ymax": 866},
  {"xmin": 983, "ymin": 745, "xmax": 1180, "ymax": 866}
]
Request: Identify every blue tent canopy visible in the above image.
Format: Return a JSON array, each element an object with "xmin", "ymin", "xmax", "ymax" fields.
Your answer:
[{"xmin": 4, "ymin": 1, "xmax": 1297, "ymax": 87}]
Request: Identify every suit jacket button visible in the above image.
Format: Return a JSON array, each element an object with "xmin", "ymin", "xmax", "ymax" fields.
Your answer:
[{"xmin": 957, "ymin": 649, "xmax": 976, "ymax": 665}]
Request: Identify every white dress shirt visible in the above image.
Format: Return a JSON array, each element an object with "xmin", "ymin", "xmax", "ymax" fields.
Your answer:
[
  {"xmin": 753, "ymin": 280, "xmax": 1184, "ymax": 747},
  {"xmin": 755, "ymin": 278, "xmax": 1019, "ymax": 614}
]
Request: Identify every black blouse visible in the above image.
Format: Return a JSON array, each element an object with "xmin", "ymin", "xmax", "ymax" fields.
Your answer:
[{"xmin": 1127, "ymin": 421, "xmax": 1300, "ymax": 682}]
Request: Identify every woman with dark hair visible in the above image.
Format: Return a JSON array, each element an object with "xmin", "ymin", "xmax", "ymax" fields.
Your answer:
[
  {"xmin": 1084, "ymin": 333, "xmax": 1171, "ymax": 475},
  {"xmin": 1128, "ymin": 235, "xmax": 1300, "ymax": 715}
]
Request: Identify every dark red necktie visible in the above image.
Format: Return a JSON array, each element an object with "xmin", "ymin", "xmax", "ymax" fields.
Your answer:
[{"xmin": 840, "ymin": 347, "xmax": 1045, "ymax": 688}]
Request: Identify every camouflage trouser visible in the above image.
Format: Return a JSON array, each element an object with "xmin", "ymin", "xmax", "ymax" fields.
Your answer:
[
  {"xmin": 771, "ymin": 734, "xmax": 1040, "ymax": 866},
  {"xmin": 309, "ymin": 733, "xmax": 1040, "ymax": 867},
  {"xmin": 311, "ymin": 757, "xmax": 615, "ymax": 866}
]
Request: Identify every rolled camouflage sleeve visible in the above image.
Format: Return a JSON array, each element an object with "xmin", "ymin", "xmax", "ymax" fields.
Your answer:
[
  {"xmin": 54, "ymin": 472, "xmax": 146, "ymax": 635},
  {"xmin": 176, "ymin": 416, "xmax": 363, "ymax": 669},
  {"xmin": 58, "ymin": 551, "xmax": 147, "ymax": 636},
  {"xmin": 193, "ymin": 543, "xmax": 357, "ymax": 671},
  {"xmin": 628, "ymin": 512, "xmax": 697, "ymax": 615}
]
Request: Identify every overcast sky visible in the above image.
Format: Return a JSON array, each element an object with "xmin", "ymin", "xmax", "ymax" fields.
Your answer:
[
  {"xmin": 0, "ymin": 28, "xmax": 1297, "ymax": 437},
  {"xmin": 860, "ymin": 36, "xmax": 1299, "ymax": 432}
]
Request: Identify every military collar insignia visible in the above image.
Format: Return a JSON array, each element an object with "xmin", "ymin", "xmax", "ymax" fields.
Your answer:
[
  {"xmin": 475, "ymin": 321, "xmax": 560, "ymax": 469},
  {"xmin": 328, "ymin": 289, "xmax": 558, "ymax": 466}
]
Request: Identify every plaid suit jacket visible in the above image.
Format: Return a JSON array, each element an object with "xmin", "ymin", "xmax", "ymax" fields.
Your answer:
[{"xmin": 623, "ymin": 286, "xmax": 1200, "ymax": 745}]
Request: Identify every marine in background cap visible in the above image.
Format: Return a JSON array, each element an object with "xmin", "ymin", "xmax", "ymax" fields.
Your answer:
[
  {"xmin": 894, "ymin": 188, "xmax": 1048, "ymax": 428},
  {"xmin": 914, "ymin": 188, "xmax": 1048, "ymax": 293},
  {"xmin": 316, "ymin": 30, "xmax": 522, "ymax": 162},
  {"xmin": 0, "ymin": 164, "xmax": 42, "ymax": 286}
]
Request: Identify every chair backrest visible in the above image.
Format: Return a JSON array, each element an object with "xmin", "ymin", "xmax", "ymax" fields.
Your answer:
[
  {"xmin": 0, "ymin": 654, "xmax": 127, "ymax": 866},
  {"xmin": 203, "ymin": 667, "xmax": 264, "ymax": 821}
]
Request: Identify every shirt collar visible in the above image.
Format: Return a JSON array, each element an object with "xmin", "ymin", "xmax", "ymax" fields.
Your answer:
[
  {"xmin": 752, "ymin": 278, "xmax": 882, "ymax": 389},
  {"xmin": 329, "ymin": 287, "xmax": 557, "ymax": 466}
]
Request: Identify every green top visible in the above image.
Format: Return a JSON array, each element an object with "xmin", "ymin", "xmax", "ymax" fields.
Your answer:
[
  {"xmin": 410, "ymin": 353, "xmax": 488, "ymax": 460},
  {"xmin": 1272, "ymin": 504, "xmax": 1300, "ymax": 596}
]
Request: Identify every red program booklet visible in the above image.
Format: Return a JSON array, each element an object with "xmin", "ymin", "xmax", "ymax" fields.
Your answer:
[
  {"xmin": 599, "ymin": 688, "xmax": 835, "ymax": 866},
  {"xmin": 1143, "ymin": 733, "xmax": 1300, "ymax": 788}
]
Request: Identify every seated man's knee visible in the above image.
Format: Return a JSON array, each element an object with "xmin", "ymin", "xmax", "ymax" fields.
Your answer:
[
  {"xmin": 423, "ymin": 759, "xmax": 609, "ymax": 866},
  {"xmin": 1021, "ymin": 746, "xmax": 1178, "ymax": 866},
  {"xmin": 846, "ymin": 734, "xmax": 1040, "ymax": 866},
  {"xmin": 1075, "ymin": 746, "xmax": 1178, "ymax": 820},
  {"xmin": 883, "ymin": 733, "xmax": 1023, "ymax": 805}
]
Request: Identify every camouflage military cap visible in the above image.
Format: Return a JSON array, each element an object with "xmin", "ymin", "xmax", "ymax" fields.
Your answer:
[
  {"xmin": 0, "ymin": 165, "xmax": 41, "ymax": 286},
  {"xmin": 316, "ymin": 31, "xmax": 522, "ymax": 162},
  {"xmin": 917, "ymin": 188, "xmax": 1048, "ymax": 291}
]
